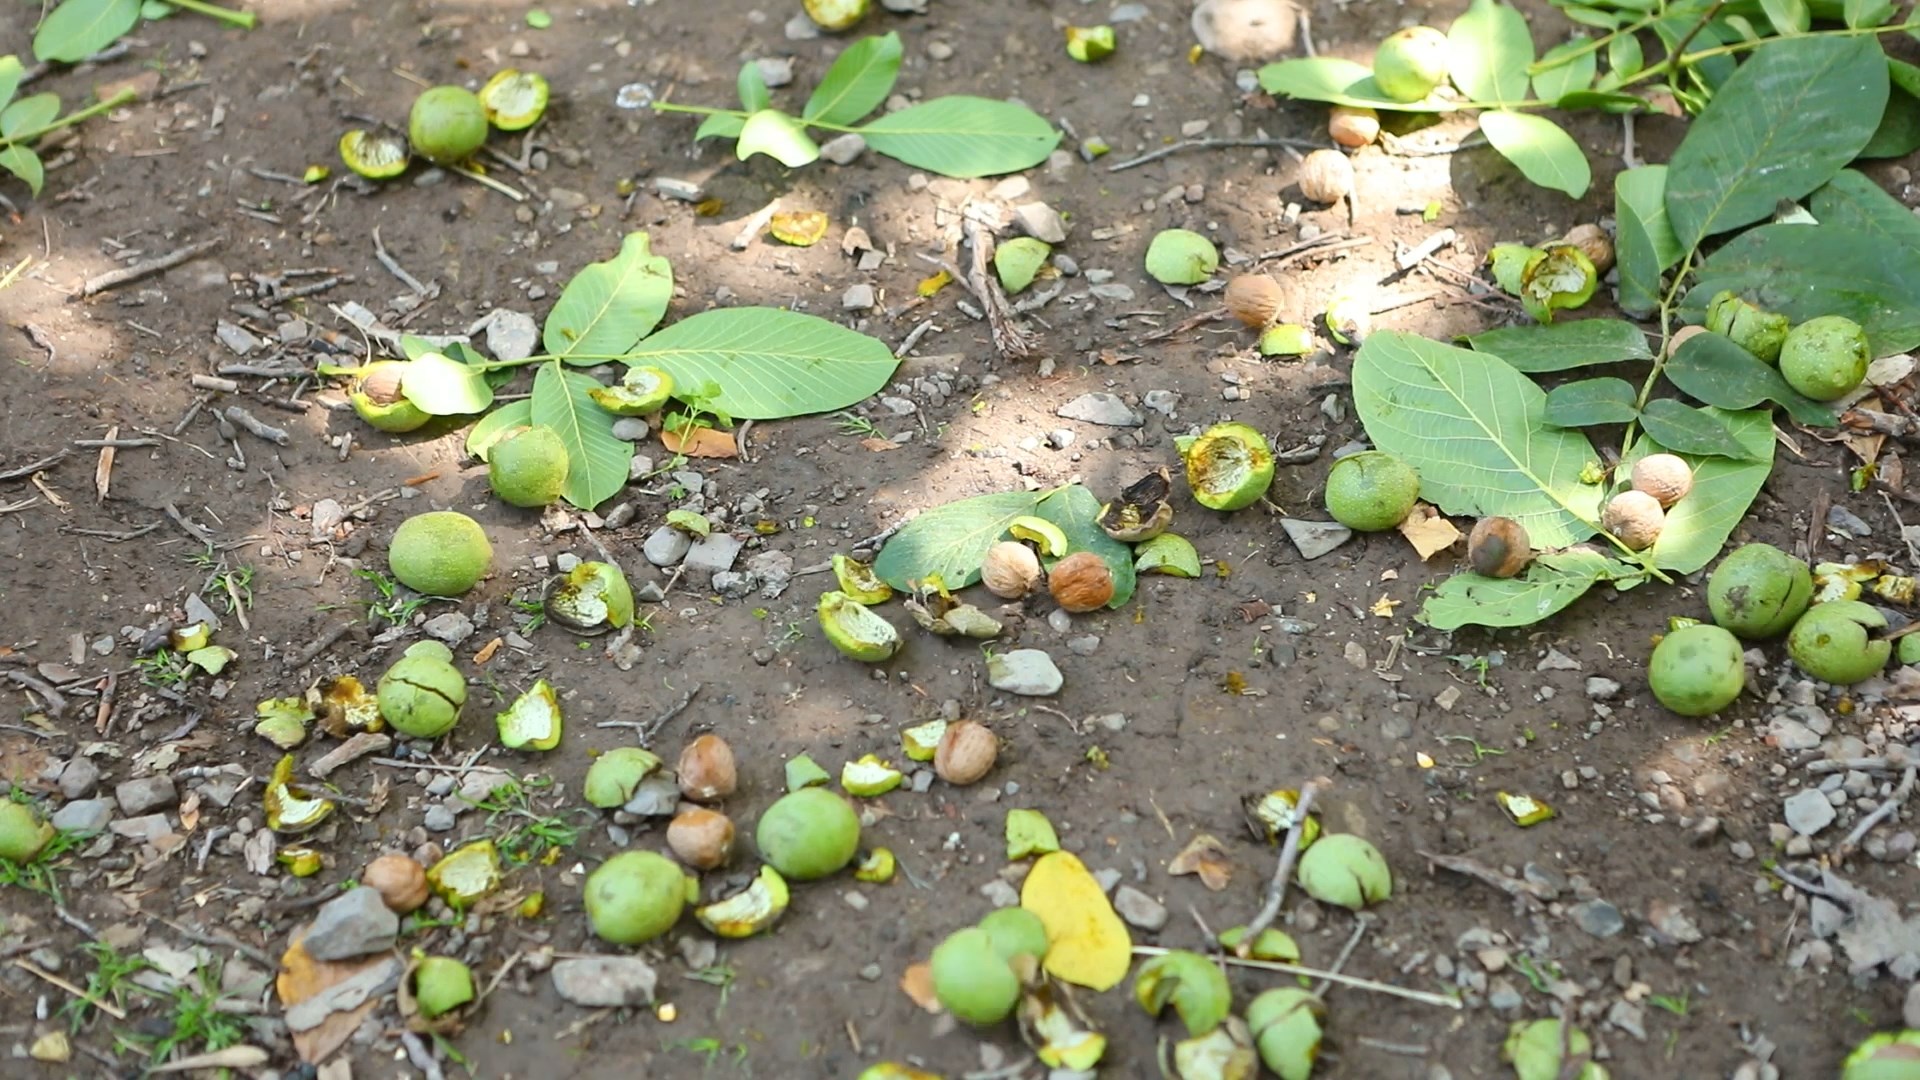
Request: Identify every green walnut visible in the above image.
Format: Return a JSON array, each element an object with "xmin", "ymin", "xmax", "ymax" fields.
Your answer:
[
  {"xmin": 487, "ymin": 425, "xmax": 569, "ymax": 508},
  {"xmin": 1843, "ymin": 1030, "xmax": 1920, "ymax": 1080},
  {"xmin": 1788, "ymin": 600, "xmax": 1891, "ymax": 685},
  {"xmin": 409, "ymin": 86, "xmax": 489, "ymax": 166},
  {"xmin": 411, "ymin": 955, "xmax": 475, "ymax": 1019},
  {"xmin": 1707, "ymin": 543, "xmax": 1812, "ymax": 639},
  {"xmin": 1705, "ymin": 291, "xmax": 1790, "ymax": 363},
  {"xmin": 1371, "ymin": 26, "xmax": 1449, "ymax": 102},
  {"xmin": 388, "ymin": 511, "xmax": 492, "ymax": 597},
  {"xmin": 1184, "ymin": 422, "xmax": 1275, "ymax": 511},
  {"xmin": 583, "ymin": 746, "xmax": 662, "ymax": 808},
  {"xmin": 977, "ymin": 906, "xmax": 1050, "ymax": 963},
  {"xmin": 377, "ymin": 645, "xmax": 468, "ymax": 738},
  {"xmin": 1295, "ymin": 833, "xmax": 1392, "ymax": 909},
  {"xmin": 755, "ymin": 787, "xmax": 860, "ymax": 880},
  {"xmin": 1647, "ymin": 623, "xmax": 1745, "ymax": 716},
  {"xmin": 930, "ymin": 927, "xmax": 1022, "ymax": 1025},
  {"xmin": 1324, "ymin": 450, "xmax": 1420, "ymax": 531},
  {"xmin": 349, "ymin": 361, "xmax": 431, "ymax": 433},
  {"xmin": 1779, "ymin": 314, "xmax": 1870, "ymax": 401},
  {"xmin": 803, "ymin": 0, "xmax": 869, "ymax": 31},
  {"xmin": 0, "ymin": 800, "xmax": 55, "ymax": 863},
  {"xmin": 1246, "ymin": 987, "xmax": 1326, "ymax": 1080},
  {"xmin": 584, "ymin": 850, "xmax": 689, "ymax": 945}
]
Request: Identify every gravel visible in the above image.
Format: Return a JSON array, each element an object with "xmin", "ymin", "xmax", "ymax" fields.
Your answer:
[{"xmin": 1783, "ymin": 788, "xmax": 1837, "ymax": 836}]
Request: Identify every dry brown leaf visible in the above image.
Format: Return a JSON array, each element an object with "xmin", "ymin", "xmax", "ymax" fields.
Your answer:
[
  {"xmin": 899, "ymin": 961, "xmax": 939, "ymax": 1012},
  {"xmin": 178, "ymin": 791, "xmax": 200, "ymax": 832},
  {"xmin": 661, "ymin": 426, "xmax": 738, "ymax": 459},
  {"xmin": 858, "ymin": 437, "xmax": 898, "ymax": 453},
  {"xmin": 1397, "ymin": 503, "xmax": 1460, "ymax": 560},
  {"xmin": 1167, "ymin": 833, "xmax": 1233, "ymax": 892},
  {"xmin": 1844, "ymin": 432, "xmax": 1886, "ymax": 465},
  {"xmin": 278, "ymin": 936, "xmax": 389, "ymax": 1064}
]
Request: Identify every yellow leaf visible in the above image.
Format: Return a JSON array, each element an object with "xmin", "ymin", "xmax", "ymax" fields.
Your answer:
[
  {"xmin": 1020, "ymin": 851, "xmax": 1132, "ymax": 991},
  {"xmin": 917, "ymin": 269, "xmax": 952, "ymax": 298},
  {"xmin": 1396, "ymin": 503, "xmax": 1461, "ymax": 561},
  {"xmin": 1369, "ymin": 594, "xmax": 1401, "ymax": 618}
]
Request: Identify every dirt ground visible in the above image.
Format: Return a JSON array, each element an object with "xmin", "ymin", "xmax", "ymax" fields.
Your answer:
[{"xmin": 2, "ymin": 0, "xmax": 1916, "ymax": 1077}]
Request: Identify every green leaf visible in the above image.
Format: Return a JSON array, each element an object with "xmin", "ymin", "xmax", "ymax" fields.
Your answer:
[
  {"xmin": 622, "ymin": 307, "xmax": 900, "ymax": 420},
  {"xmin": 1532, "ymin": 38, "xmax": 1597, "ymax": 104},
  {"xmin": 1560, "ymin": 6, "xmax": 1623, "ymax": 29},
  {"xmin": 1544, "ymin": 378, "xmax": 1639, "ymax": 427},
  {"xmin": 466, "ymin": 400, "xmax": 533, "ymax": 462},
  {"xmin": 873, "ymin": 491, "xmax": 1043, "ymax": 591},
  {"xmin": 33, "ymin": 0, "xmax": 140, "ymax": 63},
  {"xmin": 737, "ymin": 61, "xmax": 770, "ymax": 113},
  {"xmin": 1622, "ymin": 408, "xmax": 1774, "ymax": 573},
  {"xmin": 804, "ymin": 31, "xmax": 902, "ymax": 126},
  {"xmin": 1465, "ymin": 318, "xmax": 1653, "ymax": 373},
  {"xmin": 1446, "ymin": 0, "xmax": 1535, "ymax": 104},
  {"xmin": 0, "ymin": 56, "xmax": 25, "ymax": 112},
  {"xmin": 0, "ymin": 93, "xmax": 59, "ymax": 140},
  {"xmin": 1605, "ymin": 32, "xmax": 1643, "ymax": 82},
  {"xmin": 1257, "ymin": 57, "xmax": 1457, "ymax": 112},
  {"xmin": 1614, "ymin": 165, "xmax": 1681, "ymax": 318},
  {"xmin": 1861, "ymin": 86, "xmax": 1920, "ymax": 159},
  {"xmin": 532, "ymin": 364, "xmax": 632, "ymax": 510},
  {"xmin": 543, "ymin": 231, "xmax": 674, "ymax": 363},
  {"xmin": 1808, "ymin": 169, "xmax": 1920, "ymax": 248},
  {"xmin": 1757, "ymin": 0, "xmax": 1810, "ymax": 34},
  {"xmin": 736, "ymin": 109, "xmax": 820, "ymax": 167},
  {"xmin": 1551, "ymin": 89, "xmax": 1648, "ymax": 112},
  {"xmin": 1844, "ymin": 0, "xmax": 1896, "ymax": 26},
  {"xmin": 1664, "ymin": 36, "xmax": 1887, "ymax": 249},
  {"xmin": 1663, "ymin": 331, "xmax": 1835, "ymax": 426},
  {"xmin": 1033, "ymin": 485, "xmax": 1136, "ymax": 608},
  {"xmin": 1351, "ymin": 331, "xmax": 1601, "ymax": 547},
  {"xmin": 399, "ymin": 352, "xmax": 495, "ymax": 416},
  {"xmin": 858, "ymin": 96, "xmax": 1060, "ymax": 178},
  {"xmin": 1637, "ymin": 399, "xmax": 1759, "ymax": 460},
  {"xmin": 1477, "ymin": 110, "xmax": 1591, "ymax": 198},
  {"xmin": 0, "ymin": 144, "xmax": 44, "ymax": 194},
  {"xmin": 1420, "ymin": 549, "xmax": 1635, "ymax": 630},
  {"xmin": 695, "ymin": 112, "xmax": 746, "ymax": 141},
  {"xmin": 1687, "ymin": 223, "xmax": 1920, "ymax": 355}
]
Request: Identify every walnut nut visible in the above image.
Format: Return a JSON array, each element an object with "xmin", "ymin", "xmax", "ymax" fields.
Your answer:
[
  {"xmin": 1297, "ymin": 149, "xmax": 1355, "ymax": 205},
  {"xmin": 1328, "ymin": 106, "xmax": 1380, "ymax": 148},
  {"xmin": 677, "ymin": 734, "xmax": 738, "ymax": 803},
  {"xmin": 981, "ymin": 541, "xmax": 1042, "ymax": 599},
  {"xmin": 1048, "ymin": 551, "xmax": 1115, "ymax": 613},
  {"xmin": 1602, "ymin": 489, "xmax": 1666, "ymax": 551},
  {"xmin": 362, "ymin": 853, "xmax": 430, "ymax": 914},
  {"xmin": 933, "ymin": 720, "xmax": 998, "ymax": 786},
  {"xmin": 667, "ymin": 807, "xmax": 735, "ymax": 870},
  {"xmin": 1631, "ymin": 453, "xmax": 1694, "ymax": 509},
  {"xmin": 1466, "ymin": 516, "xmax": 1532, "ymax": 579},
  {"xmin": 1225, "ymin": 274, "xmax": 1289, "ymax": 329}
]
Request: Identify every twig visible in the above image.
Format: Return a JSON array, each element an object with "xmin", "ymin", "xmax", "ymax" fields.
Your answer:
[
  {"xmin": 59, "ymin": 520, "xmax": 162, "ymax": 542},
  {"xmin": 1314, "ymin": 915, "xmax": 1371, "ymax": 996},
  {"xmin": 895, "ymin": 318, "xmax": 937, "ymax": 357},
  {"xmin": 1356, "ymin": 1037, "xmax": 1430, "ymax": 1056},
  {"xmin": 72, "ymin": 437, "xmax": 158, "ymax": 449},
  {"xmin": 1134, "ymin": 946, "xmax": 1460, "ymax": 1009},
  {"xmin": 1107, "ymin": 136, "xmax": 1328, "ymax": 172},
  {"xmin": 1770, "ymin": 865, "xmax": 1848, "ymax": 902},
  {"xmin": 598, "ymin": 682, "xmax": 702, "ymax": 747},
  {"xmin": 14, "ymin": 958, "xmax": 126, "ymax": 1019},
  {"xmin": 372, "ymin": 226, "xmax": 433, "ymax": 296},
  {"xmin": 76, "ymin": 238, "xmax": 222, "ymax": 298},
  {"xmin": 447, "ymin": 163, "xmax": 526, "ymax": 202},
  {"xmin": 287, "ymin": 622, "xmax": 355, "ymax": 668},
  {"xmin": 961, "ymin": 204, "xmax": 1037, "ymax": 360},
  {"xmin": 5, "ymin": 669, "xmax": 68, "ymax": 716},
  {"xmin": 151, "ymin": 916, "xmax": 275, "ymax": 971},
  {"xmin": 1238, "ymin": 779, "xmax": 1325, "ymax": 955},
  {"xmin": 223, "ymin": 406, "xmax": 291, "ymax": 446},
  {"xmin": 729, "ymin": 198, "xmax": 782, "ymax": 251},
  {"xmin": 1838, "ymin": 766, "xmax": 1917, "ymax": 860},
  {"xmin": 1419, "ymin": 849, "xmax": 1556, "ymax": 903},
  {"xmin": 0, "ymin": 450, "xmax": 71, "ymax": 482},
  {"xmin": 162, "ymin": 502, "xmax": 214, "ymax": 544}
]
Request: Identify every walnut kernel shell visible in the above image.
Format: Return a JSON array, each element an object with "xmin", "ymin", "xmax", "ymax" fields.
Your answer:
[
  {"xmin": 1297, "ymin": 149, "xmax": 1355, "ymax": 205},
  {"xmin": 1631, "ymin": 453, "xmax": 1693, "ymax": 509},
  {"xmin": 362, "ymin": 853, "xmax": 430, "ymax": 914},
  {"xmin": 1602, "ymin": 489, "xmax": 1666, "ymax": 551},
  {"xmin": 981, "ymin": 541, "xmax": 1042, "ymax": 599},
  {"xmin": 666, "ymin": 807, "xmax": 735, "ymax": 870},
  {"xmin": 1328, "ymin": 106, "xmax": 1380, "ymax": 148},
  {"xmin": 934, "ymin": 720, "xmax": 998, "ymax": 786},
  {"xmin": 1225, "ymin": 274, "xmax": 1289, "ymax": 329},
  {"xmin": 1048, "ymin": 551, "xmax": 1115, "ymax": 613},
  {"xmin": 1560, "ymin": 224, "xmax": 1615, "ymax": 276},
  {"xmin": 677, "ymin": 734, "xmax": 738, "ymax": 802}
]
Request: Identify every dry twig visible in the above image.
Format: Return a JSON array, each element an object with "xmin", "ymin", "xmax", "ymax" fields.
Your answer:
[
  {"xmin": 961, "ymin": 204, "xmax": 1037, "ymax": 360},
  {"xmin": 1238, "ymin": 779, "xmax": 1326, "ymax": 955},
  {"xmin": 77, "ymin": 238, "xmax": 222, "ymax": 298}
]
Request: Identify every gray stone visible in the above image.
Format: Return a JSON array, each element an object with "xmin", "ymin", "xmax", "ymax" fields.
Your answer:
[
  {"xmin": 642, "ymin": 526, "xmax": 692, "ymax": 568},
  {"xmin": 1607, "ymin": 1000, "xmax": 1647, "ymax": 1041},
  {"xmin": 1045, "ymin": 429, "xmax": 1075, "ymax": 450},
  {"xmin": 184, "ymin": 593, "xmax": 222, "ymax": 634},
  {"xmin": 1280, "ymin": 518, "xmax": 1351, "ymax": 560},
  {"xmin": 1142, "ymin": 389, "xmax": 1180, "ymax": 415},
  {"xmin": 988, "ymin": 649, "xmax": 1063, "ymax": 696},
  {"xmin": 754, "ymin": 56, "xmax": 794, "ymax": 88},
  {"xmin": 611, "ymin": 418, "xmax": 651, "ymax": 442},
  {"xmin": 843, "ymin": 283, "xmax": 876, "ymax": 311},
  {"xmin": 711, "ymin": 571, "xmax": 751, "ymax": 598},
  {"xmin": 1056, "ymin": 392, "xmax": 1142, "ymax": 428},
  {"xmin": 422, "ymin": 804, "xmax": 457, "ymax": 832},
  {"xmin": 302, "ymin": 887, "xmax": 399, "ymax": 961},
  {"xmin": 1810, "ymin": 896, "xmax": 1848, "ymax": 939},
  {"xmin": 422, "ymin": 613, "xmax": 474, "ymax": 647},
  {"xmin": 1767, "ymin": 717, "xmax": 1821, "ymax": 752},
  {"xmin": 979, "ymin": 879, "xmax": 1020, "ymax": 908},
  {"xmin": 1488, "ymin": 985, "xmax": 1524, "ymax": 1011},
  {"xmin": 744, "ymin": 550, "xmax": 795, "ymax": 599},
  {"xmin": 50, "ymin": 798, "xmax": 113, "ymax": 834},
  {"xmin": 58, "ymin": 757, "xmax": 100, "ymax": 800},
  {"xmin": 1571, "ymin": 899, "xmax": 1625, "ymax": 939},
  {"xmin": 1089, "ymin": 283, "xmax": 1137, "ymax": 302},
  {"xmin": 879, "ymin": 395, "xmax": 917, "ymax": 415},
  {"xmin": 683, "ymin": 533, "xmax": 745, "ymax": 580},
  {"xmin": 110, "ymin": 814, "xmax": 173, "ymax": 844},
  {"xmin": 216, "ymin": 320, "xmax": 261, "ymax": 355},
  {"xmin": 1784, "ymin": 789, "xmax": 1837, "ymax": 835},
  {"xmin": 482, "ymin": 310, "xmax": 538, "ymax": 363},
  {"xmin": 1093, "ymin": 868, "xmax": 1124, "ymax": 894},
  {"xmin": 629, "ymin": 455, "xmax": 657, "ymax": 481},
  {"xmin": 1646, "ymin": 899, "xmax": 1702, "ymax": 944},
  {"xmin": 114, "ymin": 775, "xmax": 178, "ymax": 816},
  {"xmin": 284, "ymin": 956, "xmax": 401, "ymax": 1032},
  {"xmin": 821, "ymin": 133, "xmax": 867, "ymax": 165},
  {"xmin": 622, "ymin": 775, "xmax": 681, "ymax": 817},
  {"xmin": 1113, "ymin": 885, "xmax": 1168, "ymax": 931},
  {"xmin": 552, "ymin": 956, "xmax": 658, "ymax": 1007},
  {"xmin": 1066, "ymin": 635, "xmax": 1101, "ymax": 656},
  {"xmin": 1013, "ymin": 202, "xmax": 1068, "ymax": 243},
  {"xmin": 1906, "ymin": 981, "xmax": 1920, "ymax": 1029},
  {"xmin": 1584, "ymin": 677, "xmax": 1621, "ymax": 700}
]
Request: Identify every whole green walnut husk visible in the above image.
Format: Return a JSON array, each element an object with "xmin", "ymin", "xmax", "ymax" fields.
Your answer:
[
  {"xmin": 388, "ymin": 511, "xmax": 492, "ymax": 596},
  {"xmin": 1295, "ymin": 832, "xmax": 1392, "ymax": 909},
  {"xmin": 1779, "ymin": 314, "xmax": 1870, "ymax": 401},
  {"xmin": 1843, "ymin": 1030, "xmax": 1920, "ymax": 1080},
  {"xmin": 488, "ymin": 426, "xmax": 569, "ymax": 508},
  {"xmin": 977, "ymin": 906, "xmax": 1050, "ymax": 963},
  {"xmin": 1324, "ymin": 450, "xmax": 1420, "ymax": 531},
  {"xmin": 1707, "ymin": 543, "xmax": 1813, "ymax": 639},
  {"xmin": 930, "ymin": 927, "xmax": 1021, "ymax": 1025},
  {"xmin": 409, "ymin": 86, "xmax": 488, "ymax": 166},
  {"xmin": 584, "ymin": 850, "xmax": 688, "ymax": 945},
  {"xmin": 1371, "ymin": 26, "xmax": 1449, "ymax": 102},
  {"xmin": 755, "ymin": 787, "xmax": 860, "ymax": 880},
  {"xmin": 1647, "ymin": 623, "xmax": 1745, "ymax": 716},
  {"xmin": 377, "ymin": 654, "xmax": 467, "ymax": 737},
  {"xmin": 1788, "ymin": 600, "xmax": 1891, "ymax": 685},
  {"xmin": 0, "ymin": 801, "xmax": 55, "ymax": 863}
]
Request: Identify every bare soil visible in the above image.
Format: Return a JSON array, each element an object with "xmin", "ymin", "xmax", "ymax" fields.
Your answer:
[{"xmin": 1, "ymin": 1, "xmax": 1915, "ymax": 1078}]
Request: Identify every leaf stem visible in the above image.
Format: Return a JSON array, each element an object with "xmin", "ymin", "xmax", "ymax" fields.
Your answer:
[
  {"xmin": 1525, "ymin": 14, "xmax": 1661, "ymax": 76},
  {"xmin": 650, "ymin": 102, "xmax": 745, "ymax": 118},
  {"xmin": 164, "ymin": 0, "xmax": 258, "ymax": 28},
  {"xmin": 1610, "ymin": 20, "xmax": 1920, "ymax": 93},
  {"xmin": 1, "ymin": 89, "xmax": 140, "ymax": 148}
]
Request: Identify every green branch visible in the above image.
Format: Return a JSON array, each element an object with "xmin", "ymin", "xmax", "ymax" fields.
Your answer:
[
  {"xmin": 0, "ymin": 88, "xmax": 138, "ymax": 147},
  {"xmin": 165, "ymin": 0, "xmax": 257, "ymax": 29}
]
